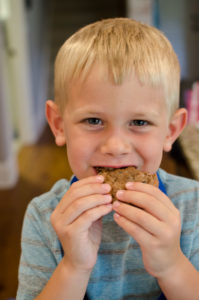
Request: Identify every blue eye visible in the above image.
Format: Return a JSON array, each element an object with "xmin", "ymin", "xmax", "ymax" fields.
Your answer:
[
  {"xmin": 131, "ymin": 120, "xmax": 148, "ymax": 126},
  {"xmin": 85, "ymin": 118, "xmax": 102, "ymax": 125}
]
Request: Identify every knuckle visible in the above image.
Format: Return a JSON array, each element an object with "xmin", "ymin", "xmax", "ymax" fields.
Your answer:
[
  {"xmin": 164, "ymin": 228, "xmax": 173, "ymax": 242},
  {"xmin": 56, "ymin": 222, "xmax": 71, "ymax": 240},
  {"xmin": 84, "ymin": 209, "xmax": 93, "ymax": 219},
  {"xmin": 176, "ymin": 209, "xmax": 181, "ymax": 223},
  {"xmin": 61, "ymin": 226, "xmax": 70, "ymax": 238},
  {"xmin": 149, "ymin": 238, "xmax": 159, "ymax": 249},
  {"xmin": 50, "ymin": 210, "xmax": 56, "ymax": 225},
  {"xmin": 173, "ymin": 220, "xmax": 181, "ymax": 235},
  {"xmin": 50, "ymin": 211, "xmax": 67, "ymax": 236},
  {"xmin": 68, "ymin": 186, "xmax": 78, "ymax": 199},
  {"xmin": 72, "ymin": 198, "xmax": 83, "ymax": 211},
  {"xmin": 164, "ymin": 225, "xmax": 177, "ymax": 243},
  {"xmin": 172, "ymin": 211, "xmax": 181, "ymax": 232},
  {"xmin": 135, "ymin": 210, "xmax": 146, "ymax": 224},
  {"xmin": 70, "ymin": 179, "xmax": 81, "ymax": 188}
]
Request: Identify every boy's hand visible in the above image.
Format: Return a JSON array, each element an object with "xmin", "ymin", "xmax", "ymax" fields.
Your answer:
[
  {"xmin": 113, "ymin": 182, "xmax": 182, "ymax": 279},
  {"xmin": 50, "ymin": 175, "xmax": 112, "ymax": 273}
]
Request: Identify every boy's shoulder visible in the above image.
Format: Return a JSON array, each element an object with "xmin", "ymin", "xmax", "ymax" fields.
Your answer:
[
  {"xmin": 158, "ymin": 168, "xmax": 199, "ymax": 205},
  {"xmin": 159, "ymin": 168, "xmax": 199, "ymax": 191},
  {"xmin": 27, "ymin": 178, "xmax": 71, "ymax": 217}
]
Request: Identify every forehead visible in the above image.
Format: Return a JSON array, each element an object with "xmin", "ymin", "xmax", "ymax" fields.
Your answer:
[
  {"xmin": 68, "ymin": 65, "xmax": 165, "ymax": 108},
  {"xmin": 64, "ymin": 64, "xmax": 168, "ymax": 124}
]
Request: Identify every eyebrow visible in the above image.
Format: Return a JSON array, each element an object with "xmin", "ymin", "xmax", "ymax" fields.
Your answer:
[
  {"xmin": 72, "ymin": 106, "xmax": 105, "ymax": 115},
  {"xmin": 132, "ymin": 111, "xmax": 160, "ymax": 119},
  {"xmin": 73, "ymin": 105, "xmax": 161, "ymax": 119}
]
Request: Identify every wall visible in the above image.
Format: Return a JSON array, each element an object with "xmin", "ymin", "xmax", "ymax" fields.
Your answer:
[
  {"xmin": 25, "ymin": 0, "xmax": 50, "ymax": 135},
  {"xmin": 158, "ymin": 0, "xmax": 199, "ymax": 80},
  {"xmin": 127, "ymin": 0, "xmax": 199, "ymax": 80}
]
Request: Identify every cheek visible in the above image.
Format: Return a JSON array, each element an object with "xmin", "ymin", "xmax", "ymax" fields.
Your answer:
[
  {"xmin": 138, "ymin": 136, "xmax": 165, "ymax": 172},
  {"xmin": 146, "ymin": 145, "xmax": 163, "ymax": 166},
  {"xmin": 65, "ymin": 134, "xmax": 95, "ymax": 178},
  {"xmin": 66, "ymin": 139, "xmax": 88, "ymax": 164},
  {"xmin": 66, "ymin": 146, "xmax": 86, "ymax": 178}
]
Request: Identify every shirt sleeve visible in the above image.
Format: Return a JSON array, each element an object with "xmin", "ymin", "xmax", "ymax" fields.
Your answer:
[
  {"xmin": 190, "ymin": 231, "xmax": 199, "ymax": 270},
  {"xmin": 189, "ymin": 199, "xmax": 199, "ymax": 270},
  {"xmin": 16, "ymin": 198, "xmax": 62, "ymax": 300},
  {"xmin": 179, "ymin": 184, "xmax": 199, "ymax": 271}
]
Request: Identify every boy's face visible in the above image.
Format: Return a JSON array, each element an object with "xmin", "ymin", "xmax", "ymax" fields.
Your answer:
[{"xmin": 49, "ymin": 65, "xmax": 186, "ymax": 180}]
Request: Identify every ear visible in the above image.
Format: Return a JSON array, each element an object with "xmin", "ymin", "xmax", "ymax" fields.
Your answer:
[
  {"xmin": 45, "ymin": 100, "xmax": 66, "ymax": 146},
  {"xmin": 163, "ymin": 108, "xmax": 187, "ymax": 152}
]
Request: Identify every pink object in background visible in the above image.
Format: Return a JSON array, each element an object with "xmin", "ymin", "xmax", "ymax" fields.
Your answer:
[{"xmin": 184, "ymin": 82, "xmax": 199, "ymax": 126}]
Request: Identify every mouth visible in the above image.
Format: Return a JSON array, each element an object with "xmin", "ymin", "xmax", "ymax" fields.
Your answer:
[{"xmin": 94, "ymin": 165, "xmax": 137, "ymax": 174}]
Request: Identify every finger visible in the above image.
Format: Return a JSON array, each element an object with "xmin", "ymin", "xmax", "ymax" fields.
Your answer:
[
  {"xmin": 113, "ymin": 201, "xmax": 162, "ymax": 236},
  {"xmin": 72, "ymin": 203, "xmax": 113, "ymax": 232},
  {"xmin": 116, "ymin": 189, "xmax": 179, "ymax": 223},
  {"xmin": 115, "ymin": 189, "xmax": 170, "ymax": 222},
  {"xmin": 126, "ymin": 182, "xmax": 177, "ymax": 212},
  {"xmin": 58, "ymin": 180, "xmax": 111, "ymax": 212},
  {"xmin": 113, "ymin": 212, "xmax": 154, "ymax": 247},
  {"xmin": 114, "ymin": 205, "xmax": 181, "ymax": 253},
  {"xmin": 71, "ymin": 174, "xmax": 105, "ymax": 187},
  {"xmin": 59, "ymin": 193, "xmax": 112, "ymax": 226}
]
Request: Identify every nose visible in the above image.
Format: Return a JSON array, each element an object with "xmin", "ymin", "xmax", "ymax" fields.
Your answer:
[{"xmin": 100, "ymin": 131, "xmax": 132, "ymax": 157}]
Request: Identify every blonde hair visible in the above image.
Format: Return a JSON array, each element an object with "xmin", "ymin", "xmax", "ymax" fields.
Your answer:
[{"xmin": 54, "ymin": 18, "xmax": 180, "ymax": 116}]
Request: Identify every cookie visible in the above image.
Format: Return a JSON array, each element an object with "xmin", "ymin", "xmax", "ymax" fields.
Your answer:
[{"xmin": 96, "ymin": 166, "xmax": 158, "ymax": 202}]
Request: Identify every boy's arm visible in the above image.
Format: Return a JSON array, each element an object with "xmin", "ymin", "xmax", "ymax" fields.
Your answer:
[
  {"xmin": 113, "ymin": 181, "xmax": 199, "ymax": 300},
  {"xmin": 158, "ymin": 253, "xmax": 199, "ymax": 300},
  {"xmin": 17, "ymin": 176, "xmax": 112, "ymax": 300},
  {"xmin": 35, "ymin": 259, "xmax": 91, "ymax": 300},
  {"xmin": 17, "ymin": 208, "xmax": 91, "ymax": 300},
  {"xmin": 34, "ymin": 176, "xmax": 112, "ymax": 299}
]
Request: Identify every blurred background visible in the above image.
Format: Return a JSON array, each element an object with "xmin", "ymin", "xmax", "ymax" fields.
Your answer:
[{"xmin": 0, "ymin": 0, "xmax": 198, "ymax": 299}]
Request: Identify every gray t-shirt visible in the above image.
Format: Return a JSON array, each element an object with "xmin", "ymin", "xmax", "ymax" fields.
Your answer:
[{"xmin": 16, "ymin": 169, "xmax": 199, "ymax": 300}]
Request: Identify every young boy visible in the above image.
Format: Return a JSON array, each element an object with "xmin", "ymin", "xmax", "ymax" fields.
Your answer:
[{"xmin": 17, "ymin": 18, "xmax": 199, "ymax": 300}]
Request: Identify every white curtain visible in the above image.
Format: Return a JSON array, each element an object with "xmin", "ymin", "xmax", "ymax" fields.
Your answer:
[{"xmin": 0, "ymin": 23, "xmax": 18, "ymax": 188}]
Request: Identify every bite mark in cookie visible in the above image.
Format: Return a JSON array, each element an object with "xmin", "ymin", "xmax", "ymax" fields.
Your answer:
[{"xmin": 96, "ymin": 166, "xmax": 158, "ymax": 202}]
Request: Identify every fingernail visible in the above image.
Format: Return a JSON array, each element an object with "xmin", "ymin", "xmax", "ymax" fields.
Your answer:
[
  {"xmin": 116, "ymin": 190, "xmax": 124, "ymax": 199},
  {"xmin": 106, "ymin": 204, "xmax": 113, "ymax": 210},
  {"xmin": 96, "ymin": 175, "xmax": 104, "ymax": 182},
  {"xmin": 104, "ymin": 194, "xmax": 112, "ymax": 202},
  {"xmin": 102, "ymin": 183, "xmax": 111, "ymax": 192},
  {"xmin": 126, "ymin": 182, "xmax": 134, "ymax": 189},
  {"xmin": 113, "ymin": 200, "xmax": 120, "ymax": 208},
  {"xmin": 114, "ymin": 213, "xmax": 120, "ymax": 219}
]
